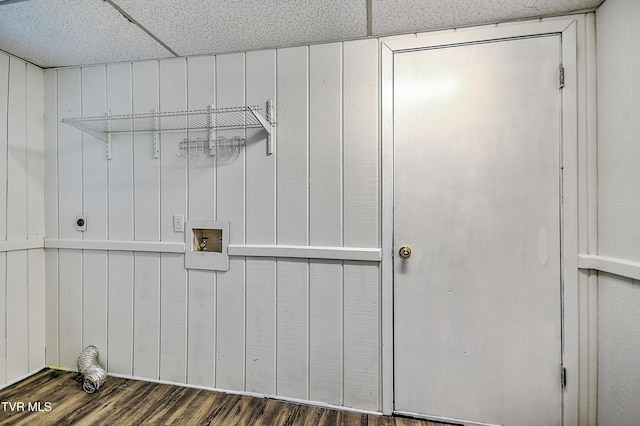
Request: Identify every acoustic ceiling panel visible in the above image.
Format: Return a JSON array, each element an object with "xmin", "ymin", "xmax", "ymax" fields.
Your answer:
[
  {"xmin": 372, "ymin": 0, "xmax": 604, "ymax": 35},
  {"xmin": 0, "ymin": 0, "xmax": 603, "ymax": 68},
  {"xmin": 115, "ymin": 0, "xmax": 368, "ymax": 57},
  {"xmin": 0, "ymin": 0, "xmax": 173, "ymax": 67}
]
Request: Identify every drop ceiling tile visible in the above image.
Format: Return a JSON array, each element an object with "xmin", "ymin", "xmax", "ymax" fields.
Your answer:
[
  {"xmin": 115, "ymin": 0, "xmax": 368, "ymax": 57},
  {"xmin": 372, "ymin": 0, "xmax": 603, "ymax": 36},
  {"xmin": 0, "ymin": 0, "xmax": 174, "ymax": 68}
]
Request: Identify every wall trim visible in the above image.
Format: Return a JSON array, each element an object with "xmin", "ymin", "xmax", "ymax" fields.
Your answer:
[
  {"xmin": 44, "ymin": 238, "xmax": 185, "ymax": 253},
  {"xmin": 43, "ymin": 239, "xmax": 382, "ymax": 261},
  {"xmin": 579, "ymin": 254, "xmax": 640, "ymax": 281},
  {"xmin": 0, "ymin": 239, "xmax": 45, "ymax": 252},
  {"xmin": 227, "ymin": 244, "xmax": 381, "ymax": 261}
]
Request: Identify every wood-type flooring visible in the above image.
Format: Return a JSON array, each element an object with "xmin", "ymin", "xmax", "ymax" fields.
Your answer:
[{"xmin": 0, "ymin": 369, "xmax": 456, "ymax": 425}]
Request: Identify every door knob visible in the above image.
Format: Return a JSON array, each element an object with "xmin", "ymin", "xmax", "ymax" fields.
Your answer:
[{"xmin": 399, "ymin": 245, "xmax": 412, "ymax": 259}]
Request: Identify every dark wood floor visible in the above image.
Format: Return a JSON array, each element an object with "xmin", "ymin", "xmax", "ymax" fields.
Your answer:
[{"xmin": 0, "ymin": 369, "xmax": 455, "ymax": 425}]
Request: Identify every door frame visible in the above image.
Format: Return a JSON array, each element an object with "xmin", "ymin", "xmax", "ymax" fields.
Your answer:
[{"xmin": 379, "ymin": 15, "xmax": 598, "ymax": 425}]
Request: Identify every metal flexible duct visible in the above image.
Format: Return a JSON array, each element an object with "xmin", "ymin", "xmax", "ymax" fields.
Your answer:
[{"xmin": 77, "ymin": 345, "xmax": 107, "ymax": 393}]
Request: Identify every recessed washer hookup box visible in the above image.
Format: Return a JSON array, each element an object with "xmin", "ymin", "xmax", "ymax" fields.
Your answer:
[{"xmin": 185, "ymin": 220, "xmax": 230, "ymax": 271}]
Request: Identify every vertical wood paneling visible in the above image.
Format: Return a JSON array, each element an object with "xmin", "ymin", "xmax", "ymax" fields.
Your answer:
[
  {"xmin": 81, "ymin": 65, "xmax": 107, "ymax": 240},
  {"xmin": 6, "ymin": 250, "xmax": 29, "ymax": 380},
  {"xmin": 343, "ymin": 262, "xmax": 379, "ymax": 410},
  {"xmin": 0, "ymin": 53, "xmax": 7, "ymax": 383},
  {"xmin": 106, "ymin": 62, "xmax": 135, "ymax": 376},
  {"xmin": 132, "ymin": 60, "xmax": 161, "ymax": 380},
  {"xmin": 186, "ymin": 55, "xmax": 216, "ymax": 219},
  {"xmin": 4, "ymin": 58, "xmax": 34, "ymax": 380},
  {"xmin": 158, "ymin": 59, "xmax": 188, "ymax": 383},
  {"xmin": 58, "ymin": 249, "xmax": 83, "ymax": 369},
  {"xmin": 26, "ymin": 64, "xmax": 45, "ymax": 240},
  {"xmin": 44, "ymin": 69, "xmax": 59, "ymax": 368},
  {"xmin": 44, "ymin": 69, "xmax": 58, "ymax": 240},
  {"xmin": 186, "ymin": 269, "xmax": 215, "ymax": 387},
  {"xmin": 343, "ymin": 39, "xmax": 379, "ymax": 247},
  {"xmin": 160, "ymin": 253, "xmax": 187, "ymax": 383},
  {"xmin": 245, "ymin": 49, "xmax": 276, "ymax": 244},
  {"xmin": 309, "ymin": 43, "xmax": 343, "ymax": 246},
  {"xmin": 0, "ymin": 254, "xmax": 5, "ymax": 383},
  {"xmin": 598, "ymin": 274, "xmax": 640, "ymax": 426},
  {"xmin": 309, "ymin": 261, "xmax": 343, "ymax": 404},
  {"xmin": 276, "ymin": 259, "xmax": 309, "ymax": 399},
  {"xmin": 215, "ymin": 52, "xmax": 246, "ymax": 391},
  {"xmin": 107, "ymin": 62, "xmax": 134, "ymax": 240},
  {"xmin": 57, "ymin": 68, "xmax": 83, "ymax": 240},
  {"xmin": 597, "ymin": 0, "xmax": 640, "ymax": 261},
  {"xmin": 57, "ymin": 67, "xmax": 84, "ymax": 369},
  {"xmin": 108, "ymin": 251, "xmax": 134, "ymax": 375},
  {"xmin": 133, "ymin": 252, "xmax": 160, "ymax": 379},
  {"xmin": 245, "ymin": 257, "xmax": 276, "ymax": 394},
  {"xmin": 308, "ymin": 42, "xmax": 343, "ymax": 405},
  {"xmin": 342, "ymin": 39, "xmax": 380, "ymax": 411},
  {"xmin": 44, "ymin": 249, "xmax": 59, "ymax": 367},
  {"xmin": 276, "ymin": 46, "xmax": 310, "ymax": 400},
  {"xmin": 80, "ymin": 66, "xmax": 109, "ymax": 369},
  {"xmin": 81, "ymin": 250, "xmax": 107, "ymax": 359},
  {"xmin": 132, "ymin": 60, "xmax": 160, "ymax": 241},
  {"xmin": 0, "ymin": 54, "xmax": 8, "ymax": 242},
  {"xmin": 45, "ymin": 40, "xmax": 383, "ymax": 411},
  {"xmin": 7, "ymin": 58, "xmax": 27, "ymax": 241},
  {"xmin": 3, "ymin": 57, "xmax": 46, "ymax": 382},
  {"xmin": 159, "ymin": 58, "xmax": 187, "ymax": 242},
  {"xmin": 245, "ymin": 49, "xmax": 277, "ymax": 395},
  {"xmin": 276, "ymin": 46, "xmax": 309, "ymax": 246},
  {"xmin": 186, "ymin": 55, "xmax": 216, "ymax": 388},
  {"xmin": 597, "ymin": 3, "xmax": 640, "ymax": 425},
  {"xmin": 28, "ymin": 249, "xmax": 46, "ymax": 370}
]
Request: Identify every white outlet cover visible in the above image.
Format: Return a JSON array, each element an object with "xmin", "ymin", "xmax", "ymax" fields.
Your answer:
[{"xmin": 173, "ymin": 214, "xmax": 185, "ymax": 232}]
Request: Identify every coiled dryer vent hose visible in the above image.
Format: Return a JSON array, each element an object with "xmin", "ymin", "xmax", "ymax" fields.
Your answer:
[{"xmin": 77, "ymin": 345, "xmax": 107, "ymax": 393}]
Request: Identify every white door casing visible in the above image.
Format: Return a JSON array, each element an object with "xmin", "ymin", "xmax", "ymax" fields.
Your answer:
[{"xmin": 380, "ymin": 17, "xmax": 585, "ymax": 426}]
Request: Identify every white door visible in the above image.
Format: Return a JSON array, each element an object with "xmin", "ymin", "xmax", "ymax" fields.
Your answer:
[{"xmin": 393, "ymin": 35, "xmax": 563, "ymax": 426}]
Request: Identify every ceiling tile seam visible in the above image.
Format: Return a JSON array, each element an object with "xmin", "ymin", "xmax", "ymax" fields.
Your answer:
[{"xmin": 104, "ymin": 0, "xmax": 179, "ymax": 57}]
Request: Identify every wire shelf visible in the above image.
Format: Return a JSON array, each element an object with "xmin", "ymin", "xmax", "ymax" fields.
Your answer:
[
  {"xmin": 61, "ymin": 101, "xmax": 276, "ymax": 159},
  {"xmin": 62, "ymin": 105, "xmax": 269, "ymax": 134}
]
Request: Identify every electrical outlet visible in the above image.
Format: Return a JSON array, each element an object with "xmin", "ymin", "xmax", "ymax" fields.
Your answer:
[
  {"xmin": 75, "ymin": 214, "xmax": 87, "ymax": 232},
  {"xmin": 173, "ymin": 214, "xmax": 184, "ymax": 232}
]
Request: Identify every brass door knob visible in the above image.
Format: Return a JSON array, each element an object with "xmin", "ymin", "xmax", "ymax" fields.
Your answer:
[{"xmin": 399, "ymin": 245, "xmax": 412, "ymax": 259}]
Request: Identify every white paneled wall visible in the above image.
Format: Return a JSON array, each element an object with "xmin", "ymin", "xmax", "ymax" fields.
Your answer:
[
  {"xmin": 44, "ymin": 39, "xmax": 380, "ymax": 411},
  {"xmin": 596, "ymin": 1, "xmax": 640, "ymax": 425},
  {"xmin": 0, "ymin": 51, "xmax": 45, "ymax": 387}
]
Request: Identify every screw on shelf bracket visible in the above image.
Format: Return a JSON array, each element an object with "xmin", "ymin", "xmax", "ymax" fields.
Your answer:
[
  {"xmin": 153, "ymin": 108, "xmax": 159, "ymax": 159},
  {"xmin": 208, "ymin": 104, "xmax": 216, "ymax": 156},
  {"xmin": 105, "ymin": 111, "xmax": 112, "ymax": 160}
]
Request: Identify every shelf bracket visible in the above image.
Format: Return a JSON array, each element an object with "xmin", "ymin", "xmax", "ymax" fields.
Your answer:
[
  {"xmin": 62, "ymin": 114, "xmax": 111, "ymax": 158},
  {"xmin": 105, "ymin": 111, "xmax": 112, "ymax": 160},
  {"xmin": 153, "ymin": 108, "xmax": 159, "ymax": 159},
  {"xmin": 248, "ymin": 99, "xmax": 275, "ymax": 155},
  {"xmin": 208, "ymin": 104, "xmax": 216, "ymax": 156}
]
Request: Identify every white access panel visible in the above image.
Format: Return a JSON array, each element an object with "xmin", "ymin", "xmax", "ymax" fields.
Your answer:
[{"xmin": 393, "ymin": 35, "xmax": 563, "ymax": 425}]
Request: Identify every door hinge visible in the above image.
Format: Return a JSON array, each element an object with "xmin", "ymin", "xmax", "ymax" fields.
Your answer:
[
  {"xmin": 561, "ymin": 366, "xmax": 567, "ymax": 387},
  {"xmin": 559, "ymin": 66, "xmax": 565, "ymax": 89}
]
